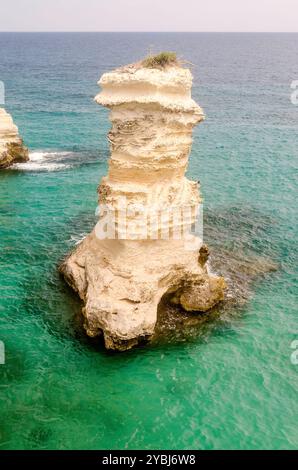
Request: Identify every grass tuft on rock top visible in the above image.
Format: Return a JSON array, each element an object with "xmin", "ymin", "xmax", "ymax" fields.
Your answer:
[{"xmin": 142, "ymin": 52, "xmax": 179, "ymax": 69}]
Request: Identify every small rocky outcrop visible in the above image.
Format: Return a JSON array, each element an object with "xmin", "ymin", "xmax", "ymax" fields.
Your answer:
[
  {"xmin": 0, "ymin": 108, "xmax": 29, "ymax": 169},
  {"xmin": 60, "ymin": 55, "xmax": 226, "ymax": 351}
]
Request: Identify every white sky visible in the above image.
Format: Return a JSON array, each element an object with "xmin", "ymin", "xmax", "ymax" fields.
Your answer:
[{"xmin": 0, "ymin": 0, "xmax": 297, "ymax": 32}]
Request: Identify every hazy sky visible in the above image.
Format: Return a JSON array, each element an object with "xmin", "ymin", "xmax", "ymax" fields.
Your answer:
[{"xmin": 0, "ymin": 0, "xmax": 297, "ymax": 32}]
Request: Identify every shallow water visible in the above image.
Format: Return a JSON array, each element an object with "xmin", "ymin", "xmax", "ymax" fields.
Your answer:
[{"xmin": 0, "ymin": 33, "xmax": 297, "ymax": 449}]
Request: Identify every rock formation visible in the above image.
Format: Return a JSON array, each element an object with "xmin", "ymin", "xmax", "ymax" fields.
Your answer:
[
  {"xmin": 60, "ymin": 57, "xmax": 226, "ymax": 351},
  {"xmin": 0, "ymin": 108, "xmax": 29, "ymax": 169}
]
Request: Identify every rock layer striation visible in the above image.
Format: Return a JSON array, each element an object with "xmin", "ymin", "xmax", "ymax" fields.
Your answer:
[
  {"xmin": 60, "ymin": 61, "xmax": 226, "ymax": 351},
  {"xmin": 0, "ymin": 108, "xmax": 29, "ymax": 168}
]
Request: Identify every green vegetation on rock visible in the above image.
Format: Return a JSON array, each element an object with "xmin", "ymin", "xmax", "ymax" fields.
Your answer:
[{"xmin": 142, "ymin": 52, "xmax": 178, "ymax": 69}]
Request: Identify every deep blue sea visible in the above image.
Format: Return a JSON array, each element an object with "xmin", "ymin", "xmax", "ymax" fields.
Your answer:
[{"xmin": 0, "ymin": 33, "xmax": 297, "ymax": 450}]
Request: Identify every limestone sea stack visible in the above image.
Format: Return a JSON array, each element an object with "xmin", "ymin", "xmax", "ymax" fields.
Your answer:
[
  {"xmin": 60, "ymin": 55, "xmax": 226, "ymax": 351},
  {"xmin": 0, "ymin": 108, "xmax": 29, "ymax": 169}
]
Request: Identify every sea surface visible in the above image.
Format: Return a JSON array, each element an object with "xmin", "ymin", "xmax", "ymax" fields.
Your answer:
[{"xmin": 0, "ymin": 33, "xmax": 297, "ymax": 450}]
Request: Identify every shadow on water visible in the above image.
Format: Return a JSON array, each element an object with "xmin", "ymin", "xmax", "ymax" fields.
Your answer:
[{"xmin": 152, "ymin": 205, "xmax": 279, "ymax": 347}]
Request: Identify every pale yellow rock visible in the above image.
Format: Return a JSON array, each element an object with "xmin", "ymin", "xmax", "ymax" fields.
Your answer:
[
  {"xmin": 0, "ymin": 108, "xmax": 28, "ymax": 168},
  {"xmin": 60, "ymin": 61, "xmax": 226, "ymax": 351}
]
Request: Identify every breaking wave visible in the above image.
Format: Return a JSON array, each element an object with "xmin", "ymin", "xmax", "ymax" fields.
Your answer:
[{"xmin": 12, "ymin": 151, "xmax": 73, "ymax": 171}]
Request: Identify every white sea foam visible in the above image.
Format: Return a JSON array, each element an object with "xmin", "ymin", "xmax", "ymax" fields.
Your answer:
[
  {"xmin": 69, "ymin": 233, "xmax": 87, "ymax": 245},
  {"xmin": 12, "ymin": 151, "xmax": 72, "ymax": 171}
]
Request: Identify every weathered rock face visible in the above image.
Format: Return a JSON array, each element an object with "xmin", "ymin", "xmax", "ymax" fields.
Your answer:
[
  {"xmin": 0, "ymin": 108, "xmax": 29, "ymax": 169},
  {"xmin": 60, "ymin": 61, "xmax": 226, "ymax": 351}
]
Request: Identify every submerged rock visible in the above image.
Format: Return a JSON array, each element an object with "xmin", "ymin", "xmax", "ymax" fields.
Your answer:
[
  {"xmin": 60, "ymin": 57, "xmax": 226, "ymax": 351},
  {"xmin": 0, "ymin": 108, "xmax": 29, "ymax": 169}
]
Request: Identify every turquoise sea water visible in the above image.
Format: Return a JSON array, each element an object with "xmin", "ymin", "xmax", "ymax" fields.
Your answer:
[{"xmin": 0, "ymin": 33, "xmax": 297, "ymax": 450}]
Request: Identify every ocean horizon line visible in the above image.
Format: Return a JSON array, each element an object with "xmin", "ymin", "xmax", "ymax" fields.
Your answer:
[{"xmin": 0, "ymin": 30, "xmax": 298, "ymax": 34}]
